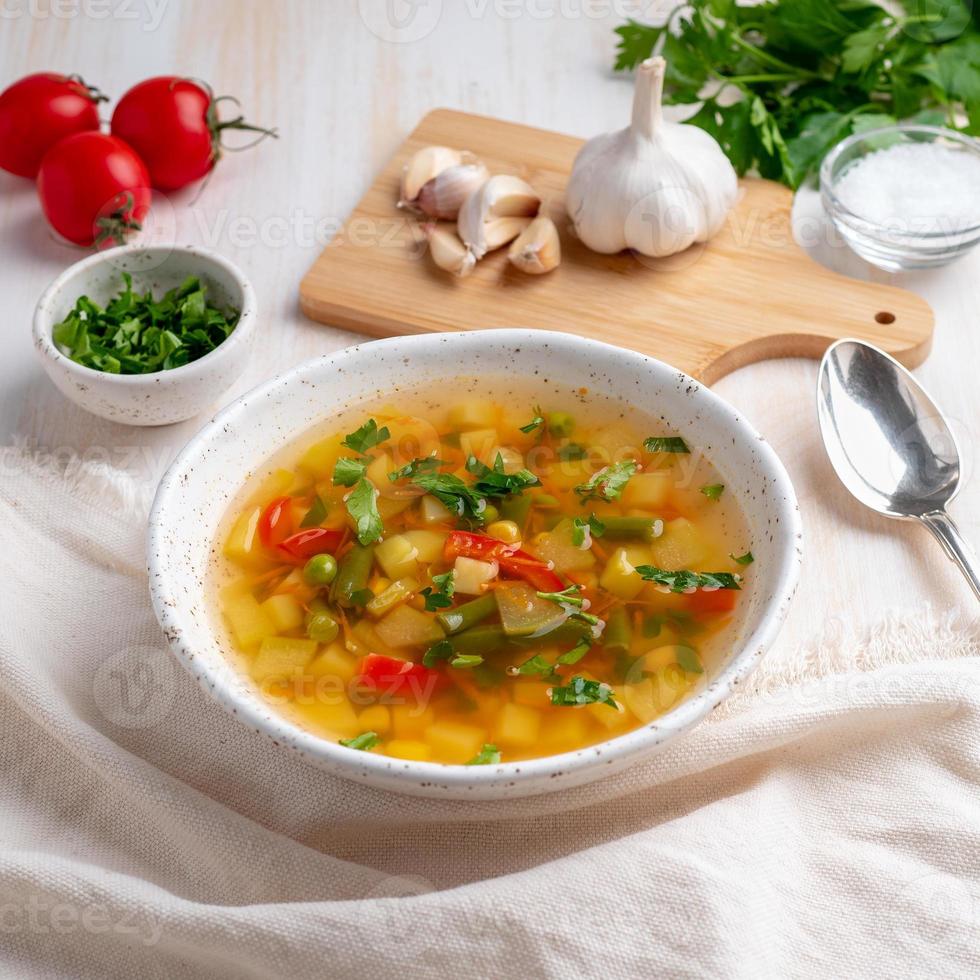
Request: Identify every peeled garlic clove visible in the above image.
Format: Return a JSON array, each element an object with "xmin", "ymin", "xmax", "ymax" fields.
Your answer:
[
  {"xmin": 427, "ymin": 225, "xmax": 476, "ymax": 278},
  {"xmin": 416, "ymin": 160, "xmax": 490, "ymax": 219},
  {"xmin": 483, "ymin": 216, "xmax": 532, "ymax": 252},
  {"xmin": 508, "ymin": 215, "xmax": 561, "ymax": 274},
  {"xmin": 458, "ymin": 175, "xmax": 541, "ymax": 259},
  {"xmin": 400, "ymin": 146, "xmax": 465, "ymax": 207}
]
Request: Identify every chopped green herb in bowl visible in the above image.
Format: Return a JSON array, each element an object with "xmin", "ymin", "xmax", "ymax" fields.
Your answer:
[{"xmin": 52, "ymin": 272, "xmax": 240, "ymax": 375}]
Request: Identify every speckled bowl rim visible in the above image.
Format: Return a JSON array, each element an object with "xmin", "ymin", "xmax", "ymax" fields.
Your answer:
[
  {"xmin": 32, "ymin": 243, "xmax": 257, "ymax": 386},
  {"xmin": 148, "ymin": 331, "xmax": 802, "ymax": 798}
]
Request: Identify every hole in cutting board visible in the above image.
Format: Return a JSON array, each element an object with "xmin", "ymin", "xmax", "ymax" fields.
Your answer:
[{"xmin": 875, "ymin": 311, "xmax": 896, "ymax": 324}]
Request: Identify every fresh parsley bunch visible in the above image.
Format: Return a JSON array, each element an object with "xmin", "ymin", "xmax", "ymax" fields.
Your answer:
[{"xmin": 614, "ymin": 0, "xmax": 980, "ymax": 188}]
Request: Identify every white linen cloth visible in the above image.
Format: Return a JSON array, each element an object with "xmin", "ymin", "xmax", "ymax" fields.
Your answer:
[{"xmin": 1, "ymin": 445, "xmax": 978, "ymax": 980}]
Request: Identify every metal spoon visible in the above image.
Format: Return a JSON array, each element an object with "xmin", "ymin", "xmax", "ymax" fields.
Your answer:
[{"xmin": 817, "ymin": 338, "xmax": 980, "ymax": 601}]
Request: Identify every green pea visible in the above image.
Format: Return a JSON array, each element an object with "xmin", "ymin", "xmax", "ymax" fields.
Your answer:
[
  {"xmin": 303, "ymin": 553, "xmax": 338, "ymax": 586},
  {"xmin": 482, "ymin": 503, "xmax": 499, "ymax": 524},
  {"xmin": 547, "ymin": 411, "xmax": 575, "ymax": 438},
  {"xmin": 307, "ymin": 610, "xmax": 339, "ymax": 644}
]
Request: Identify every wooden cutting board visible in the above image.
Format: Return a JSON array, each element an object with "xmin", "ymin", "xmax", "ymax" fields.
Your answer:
[{"xmin": 300, "ymin": 109, "xmax": 933, "ymax": 384}]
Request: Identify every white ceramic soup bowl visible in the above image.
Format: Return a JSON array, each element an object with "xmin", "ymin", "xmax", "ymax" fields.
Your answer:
[
  {"xmin": 148, "ymin": 331, "xmax": 801, "ymax": 799},
  {"xmin": 33, "ymin": 244, "xmax": 257, "ymax": 426}
]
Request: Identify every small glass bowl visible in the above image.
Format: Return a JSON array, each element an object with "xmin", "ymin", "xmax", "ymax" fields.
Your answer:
[{"xmin": 820, "ymin": 124, "xmax": 980, "ymax": 272}]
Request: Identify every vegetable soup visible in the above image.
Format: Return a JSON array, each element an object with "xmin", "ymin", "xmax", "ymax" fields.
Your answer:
[{"xmin": 211, "ymin": 386, "xmax": 753, "ymax": 765}]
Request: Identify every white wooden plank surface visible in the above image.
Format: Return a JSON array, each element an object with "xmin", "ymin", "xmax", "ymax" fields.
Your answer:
[{"xmin": 1, "ymin": 0, "xmax": 977, "ymax": 649}]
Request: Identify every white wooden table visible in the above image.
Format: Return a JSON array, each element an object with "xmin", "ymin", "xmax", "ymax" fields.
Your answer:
[{"xmin": 2, "ymin": 0, "xmax": 977, "ymax": 648}]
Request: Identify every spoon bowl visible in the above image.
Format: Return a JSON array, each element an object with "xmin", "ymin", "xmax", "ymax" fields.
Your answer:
[{"xmin": 817, "ymin": 339, "xmax": 980, "ymax": 600}]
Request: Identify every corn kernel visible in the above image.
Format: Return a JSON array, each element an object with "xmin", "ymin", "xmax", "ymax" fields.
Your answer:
[{"xmin": 487, "ymin": 520, "xmax": 521, "ymax": 544}]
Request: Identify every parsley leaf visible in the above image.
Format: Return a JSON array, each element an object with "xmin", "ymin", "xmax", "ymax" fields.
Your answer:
[
  {"xmin": 339, "ymin": 731, "xmax": 380, "ymax": 751},
  {"xmin": 388, "ymin": 456, "xmax": 444, "ymax": 482},
  {"xmin": 558, "ymin": 442, "xmax": 588, "ymax": 462},
  {"xmin": 333, "ymin": 456, "xmax": 369, "ymax": 487},
  {"xmin": 675, "ymin": 646, "xmax": 704, "ymax": 675},
  {"xmin": 341, "ymin": 419, "xmax": 390, "ymax": 455},
  {"xmin": 571, "ymin": 514, "xmax": 605, "ymax": 547},
  {"xmin": 466, "ymin": 453, "xmax": 540, "ymax": 498},
  {"xmin": 700, "ymin": 484, "xmax": 725, "ymax": 500},
  {"xmin": 731, "ymin": 551, "xmax": 755, "ymax": 565},
  {"xmin": 519, "ymin": 411, "xmax": 544, "ymax": 434},
  {"xmin": 299, "ymin": 495, "xmax": 328, "ymax": 528},
  {"xmin": 644, "ymin": 436, "xmax": 689, "ymax": 454},
  {"xmin": 420, "ymin": 570, "xmax": 455, "ymax": 611},
  {"xmin": 411, "ymin": 472, "xmax": 487, "ymax": 523},
  {"xmin": 345, "ymin": 478, "xmax": 384, "ymax": 545},
  {"xmin": 516, "ymin": 654, "xmax": 559, "ymax": 679},
  {"xmin": 556, "ymin": 638, "xmax": 591, "ymax": 666},
  {"xmin": 550, "ymin": 676, "xmax": 619, "ymax": 709},
  {"xmin": 574, "ymin": 459, "xmax": 637, "ymax": 503},
  {"xmin": 634, "ymin": 566, "xmax": 742, "ymax": 593},
  {"xmin": 423, "ymin": 639, "xmax": 454, "ymax": 668},
  {"xmin": 465, "ymin": 743, "xmax": 501, "ymax": 765}
]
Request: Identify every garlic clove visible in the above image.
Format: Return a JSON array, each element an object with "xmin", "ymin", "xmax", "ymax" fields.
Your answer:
[
  {"xmin": 416, "ymin": 160, "xmax": 490, "ymax": 220},
  {"xmin": 458, "ymin": 175, "xmax": 541, "ymax": 259},
  {"xmin": 507, "ymin": 215, "xmax": 561, "ymax": 274},
  {"xmin": 426, "ymin": 225, "xmax": 476, "ymax": 278},
  {"xmin": 400, "ymin": 146, "xmax": 465, "ymax": 207},
  {"xmin": 483, "ymin": 216, "xmax": 533, "ymax": 252}
]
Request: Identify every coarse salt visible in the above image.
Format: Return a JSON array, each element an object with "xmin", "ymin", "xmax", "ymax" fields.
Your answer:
[{"xmin": 833, "ymin": 142, "xmax": 980, "ymax": 235}]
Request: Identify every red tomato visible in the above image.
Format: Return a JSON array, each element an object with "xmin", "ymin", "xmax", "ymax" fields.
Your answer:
[
  {"xmin": 0, "ymin": 73, "xmax": 105, "ymax": 178},
  {"xmin": 356, "ymin": 654, "xmax": 444, "ymax": 698},
  {"xmin": 36, "ymin": 132, "xmax": 150, "ymax": 247},
  {"xmin": 443, "ymin": 531, "xmax": 564, "ymax": 592},
  {"xmin": 277, "ymin": 528, "xmax": 344, "ymax": 563},
  {"xmin": 258, "ymin": 496, "xmax": 293, "ymax": 548},
  {"xmin": 110, "ymin": 76, "xmax": 277, "ymax": 191}
]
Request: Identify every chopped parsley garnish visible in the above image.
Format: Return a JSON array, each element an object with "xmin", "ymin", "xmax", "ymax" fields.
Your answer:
[
  {"xmin": 450, "ymin": 654, "xmax": 483, "ymax": 669},
  {"xmin": 550, "ymin": 676, "xmax": 619, "ymax": 709},
  {"xmin": 516, "ymin": 654, "xmax": 558, "ymax": 678},
  {"xmin": 536, "ymin": 585, "xmax": 602, "ymax": 628},
  {"xmin": 341, "ymin": 419, "xmax": 390, "ymax": 455},
  {"xmin": 571, "ymin": 514, "xmax": 605, "ymax": 547},
  {"xmin": 731, "ymin": 551, "xmax": 755, "ymax": 565},
  {"xmin": 299, "ymin": 495, "xmax": 328, "ymax": 528},
  {"xmin": 556, "ymin": 638, "xmax": 591, "ymax": 666},
  {"xmin": 558, "ymin": 442, "xmax": 588, "ymax": 462},
  {"xmin": 644, "ymin": 436, "xmax": 690, "ymax": 454},
  {"xmin": 423, "ymin": 639, "xmax": 453, "ymax": 668},
  {"xmin": 465, "ymin": 744, "xmax": 501, "ymax": 765},
  {"xmin": 420, "ymin": 570, "xmax": 455, "ymax": 611},
  {"xmin": 345, "ymin": 478, "xmax": 383, "ymax": 545},
  {"xmin": 466, "ymin": 453, "xmax": 540, "ymax": 498},
  {"xmin": 411, "ymin": 471, "xmax": 487, "ymax": 523},
  {"xmin": 333, "ymin": 456, "xmax": 369, "ymax": 487},
  {"xmin": 675, "ymin": 646, "xmax": 703, "ymax": 674},
  {"xmin": 700, "ymin": 484, "xmax": 725, "ymax": 500},
  {"xmin": 574, "ymin": 459, "xmax": 637, "ymax": 503},
  {"xmin": 634, "ymin": 566, "xmax": 741, "ymax": 593},
  {"xmin": 388, "ymin": 456, "xmax": 444, "ymax": 482},
  {"xmin": 519, "ymin": 410, "xmax": 544, "ymax": 434},
  {"xmin": 51, "ymin": 272, "xmax": 239, "ymax": 375},
  {"xmin": 339, "ymin": 731, "xmax": 380, "ymax": 751}
]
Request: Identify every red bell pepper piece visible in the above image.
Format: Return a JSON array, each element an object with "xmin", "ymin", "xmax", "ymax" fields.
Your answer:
[
  {"xmin": 685, "ymin": 587, "xmax": 738, "ymax": 615},
  {"xmin": 443, "ymin": 531, "xmax": 564, "ymax": 592},
  {"xmin": 277, "ymin": 527, "xmax": 344, "ymax": 563},
  {"xmin": 258, "ymin": 496, "xmax": 294, "ymax": 548},
  {"xmin": 357, "ymin": 653, "xmax": 444, "ymax": 699}
]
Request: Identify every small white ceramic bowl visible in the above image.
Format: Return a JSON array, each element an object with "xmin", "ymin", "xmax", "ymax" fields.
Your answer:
[
  {"xmin": 148, "ymin": 331, "xmax": 802, "ymax": 799},
  {"xmin": 33, "ymin": 244, "xmax": 257, "ymax": 426}
]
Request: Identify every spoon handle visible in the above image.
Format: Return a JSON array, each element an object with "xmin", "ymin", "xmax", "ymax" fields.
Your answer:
[{"xmin": 919, "ymin": 509, "xmax": 980, "ymax": 602}]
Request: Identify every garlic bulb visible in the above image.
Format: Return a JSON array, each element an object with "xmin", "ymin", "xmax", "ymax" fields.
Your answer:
[
  {"xmin": 508, "ymin": 215, "xmax": 561, "ymax": 274},
  {"xmin": 458, "ymin": 175, "xmax": 540, "ymax": 260},
  {"xmin": 566, "ymin": 56, "xmax": 737, "ymax": 257},
  {"xmin": 399, "ymin": 146, "xmax": 488, "ymax": 219}
]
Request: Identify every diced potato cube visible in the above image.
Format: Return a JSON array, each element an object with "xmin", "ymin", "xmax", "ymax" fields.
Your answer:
[
  {"xmin": 449, "ymin": 400, "xmax": 497, "ymax": 430},
  {"xmin": 540, "ymin": 710, "xmax": 589, "ymax": 748},
  {"xmin": 425, "ymin": 721, "xmax": 487, "ymax": 763},
  {"xmin": 375, "ymin": 534, "xmax": 420, "ymax": 580},
  {"xmin": 623, "ymin": 666, "xmax": 691, "ymax": 722},
  {"xmin": 402, "ymin": 529, "xmax": 446, "ymax": 563},
  {"xmin": 251, "ymin": 637, "xmax": 317, "ymax": 685},
  {"xmin": 648, "ymin": 518, "xmax": 707, "ymax": 569},
  {"xmin": 494, "ymin": 702, "xmax": 541, "ymax": 749},
  {"xmin": 298, "ymin": 435, "xmax": 345, "ymax": 479},
  {"xmin": 358, "ymin": 704, "xmax": 392, "ymax": 735},
  {"xmin": 453, "ymin": 556, "xmax": 499, "ymax": 595},
  {"xmin": 511, "ymin": 679, "xmax": 551, "ymax": 708},
  {"xmin": 374, "ymin": 605, "xmax": 445, "ymax": 648},
  {"xmin": 587, "ymin": 699, "xmax": 630, "ymax": 731},
  {"xmin": 420, "ymin": 495, "xmax": 454, "ymax": 524},
  {"xmin": 223, "ymin": 506, "xmax": 265, "ymax": 567},
  {"xmin": 365, "ymin": 452, "xmax": 393, "ymax": 486},
  {"xmin": 386, "ymin": 739, "xmax": 432, "ymax": 762},
  {"xmin": 260, "ymin": 593, "xmax": 304, "ymax": 633},
  {"xmin": 378, "ymin": 494, "xmax": 415, "ymax": 520},
  {"xmin": 599, "ymin": 547, "xmax": 644, "ymax": 600},
  {"xmin": 223, "ymin": 593, "xmax": 275, "ymax": 648},
  {"xmin": 308, "ymin": 643, "xmax": 358, "ymax": 682},
  {"xmin": 460, "ymin": 428, "xmax": 498, "ymax": 461},
  {"xmin": 300, "ymin": 699, "xmax": 360, "ymax": 738},
  {"xmin": 622, "ymin": 471, "xmax": 673, "ymax": 510},
  {"xmin": 248, "ymin": 468, "xmax": 295, "ymax": 505},
  {"xmin": 391, "ymin": 703, "xmax": 436, "ymax": 739}
]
